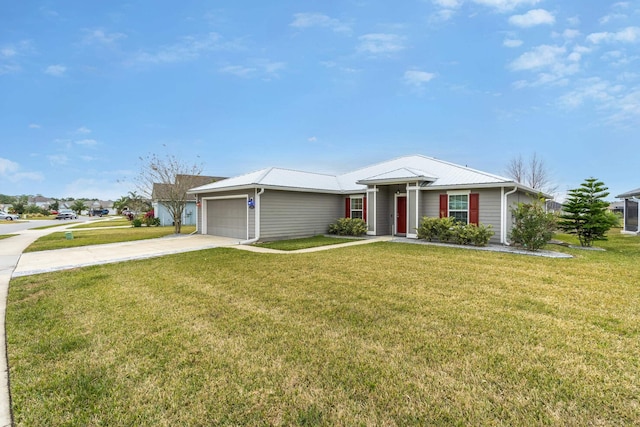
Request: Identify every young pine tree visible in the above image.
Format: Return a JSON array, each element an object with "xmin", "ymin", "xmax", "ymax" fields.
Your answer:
[{"xmin": 558, "ymin": 178, "xmax": 617, "ymax": 247}]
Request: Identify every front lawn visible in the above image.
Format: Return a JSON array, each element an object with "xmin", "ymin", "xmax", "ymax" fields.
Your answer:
[
  {"xmin": 23, "ymin": 225, "xmax": 196, "ymax": 252},
  {"xmin": 254, "ymin": 235, "xmax": 362, "ymax": 251},
  {"xmin": 7, "ymin": 232, "xmax": 640, "ymax": 425}
]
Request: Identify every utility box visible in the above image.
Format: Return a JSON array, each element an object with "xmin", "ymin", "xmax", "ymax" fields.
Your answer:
[{"xmin": 65, "ymin": 231, "xmax": 73, "ymax": 240}]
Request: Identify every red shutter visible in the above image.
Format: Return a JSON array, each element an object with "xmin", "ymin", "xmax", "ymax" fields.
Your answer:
[
  {"xmin": 345, "ymin": 198, "xmax": 351, "ymax": 218},
  {"xmin": 439, "ymin": 194, "xmax": 448, "ymax": 218},
  {"xmin": 469, "ymin": 193, "xmax": 479, "ymax": 225},
  {"xmin": 363, "ymin": 196, "xmax": 367, "ymax": 221}
]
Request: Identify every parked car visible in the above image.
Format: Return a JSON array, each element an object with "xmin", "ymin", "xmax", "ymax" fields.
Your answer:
[
  {"xmin": 55, "ymin": 209, "xmax": 78, "ymax": 220},
  {"xmin": 89, "ymin": 208, "xmax": 109, "ymax": 217},
  {"xmin": 0, "ymin": 210, "xmax": 20, "ymax": 221}
]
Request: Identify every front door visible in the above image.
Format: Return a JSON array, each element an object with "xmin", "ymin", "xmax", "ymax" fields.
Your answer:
[{"xmin": 396, "ymin": 196, "xmax": 407, "ymax": 235}]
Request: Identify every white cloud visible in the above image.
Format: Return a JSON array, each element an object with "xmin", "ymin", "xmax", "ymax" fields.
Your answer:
[
  {"xmin": 48, "ymin": 154, "xmax": 69, "ymax": 165},
  {"xmin": 290, "ymin": 13, "xmax": 351, "ymax": 33},
  {"xmin": 29, "ymin": 123, "xmax": 41, "ymax": 129},
  {"xmin": 219, "ymin": 60, "xmax": 285, "ymax": 79},
  {"xmin": 599, "ymin": 13, "xmax": 627, "ymax": 25},
  {"xmin": 76, "ymin": 139, "xmax": 98, "ymax": 146},
  {"xmin": 0, "ymin": 158, "xmax": 43, "ymax": 183},
  {"xmin": 76, "ymin": 126, "xmax": 91, "ymax": 134},
  {"xmin": 403, "ymin": 70, "xmax": 436, "ymax": 88},
  {"xmin": 44, "ymin": 64, "xmax": 67, "ymax": 76},
  {"xmin": 308, "ymin": 136, "xmax": 318, "ymax": 142},
  {"xmin": 64, "ymin": 178, "xmax": 132, "ymax": 200},
  {"xmin": 83, "ymin": 29, "xmax": 126, "ymax": 45},
  {"xmin": 503, "ymin": 38, "xmax": 523, "ymax": 47},
  {"xmin": 219, "ymin": 65, "xmax": 257, "ymax": 78},
  {"xmin": 433, "ymin": 0, "xmax": 462, "ymax": 7},
  {"xmin": 0, "ymin": 158, "xmax": 19, "ymax": 175},
  {"xmin": 510, "ymin": 44, "xmax": 565, "ymax": 71},
  {"xmin": 357, "ymin": 33, "xmax": 406, "ymax": 55},
  {"xmin": 1, "ymin": 47, "xmax": 16, "ymax": 58},
  {"xmin": 472, "ymin": 0, "xmax": 540, "ymax": 13},
  {"xmin": 587, "ymin": 27, "xmax": 640, "ymax": 44},
  {"xmin": 135, "ymin": 33, "xmax": 239, "ymax": 64},
  {"xmin": 562, "ymin": 29, "xmax": 580, "ymax": 39},
  {"xmin": 509, "ymin": 9, "xmax": 555, "ymax": 27},
  {"xmin": 510, "ymin": 44, "xmax": 582, "ymax": 87}
]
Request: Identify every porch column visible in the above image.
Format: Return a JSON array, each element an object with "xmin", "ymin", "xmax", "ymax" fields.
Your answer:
[
  {"xmin": 366, "ymin": 186, "xmax": 377, "ymax": 235},
  {"xmin": 406, "ymin": 183, "xmax": 420, "ymax": 239}
]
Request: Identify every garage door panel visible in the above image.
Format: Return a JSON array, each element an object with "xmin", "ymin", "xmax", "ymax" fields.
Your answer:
[{"xmin": 206, "ymin": 198, "xmax": 247, "ymax": 239}]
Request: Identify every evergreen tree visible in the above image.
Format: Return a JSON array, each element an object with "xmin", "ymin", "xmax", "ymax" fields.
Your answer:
[{"xmin": 558, "ymin": 178, "xmax": 616, "ymax": 247}]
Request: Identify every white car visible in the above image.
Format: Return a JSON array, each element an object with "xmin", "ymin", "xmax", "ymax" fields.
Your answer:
[{"xmin": 0, "ymin": 210, "xmax": 20, "ymax": 221}]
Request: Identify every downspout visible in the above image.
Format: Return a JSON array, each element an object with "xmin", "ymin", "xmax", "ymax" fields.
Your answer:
[
  {"xmin": 502, "ymin": 186, "xmax": 518, "ymax": 245},
  {"xmin": 240, "ymin": 187, "xmax": 265, "ymax": 244}
]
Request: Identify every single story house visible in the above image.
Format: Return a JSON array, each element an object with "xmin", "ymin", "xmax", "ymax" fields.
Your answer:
[
  {"xmin": 616, "ymin": 188, "xmax": 640, "ymax": 234},
  {"xmin": 153, "ymin": 175, "xmax": 224, "ymax": 226},
  {"xmin": 188, "ymin": 155, "xmax": 550, "ymax": 244}
]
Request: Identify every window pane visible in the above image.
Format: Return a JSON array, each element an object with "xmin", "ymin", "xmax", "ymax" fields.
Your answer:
[
  {"xmin": 351, "ymin": 198, "xmax": 363, "ymax": 210},
  {"xmin": 450, "ymin": 211, "xmax": 467, "ymax": 224},
  {"xmin": 351, "ymin": 211, "xmax": 363, "ymax": 219},
  {"xmin": 449, "ymin": 195, "xmax": 468, "ymax": 210}
]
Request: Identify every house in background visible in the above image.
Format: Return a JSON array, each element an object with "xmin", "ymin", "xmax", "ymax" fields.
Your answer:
[
  {"xmin": 153, "ymin": 175, "xmax": 225, "ymax": 226},
  {"xmin": 188, "ymin": 155, "xmax": 550, "ymax": 244},
  {"xmin": 616, "ymin": 188, "xmax": 640, "ymax": 234}
]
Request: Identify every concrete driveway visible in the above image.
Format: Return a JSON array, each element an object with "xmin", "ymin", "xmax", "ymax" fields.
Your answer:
[{"xmin": 12, "ymin": 234, "xmax": 239, "ymax": 277}]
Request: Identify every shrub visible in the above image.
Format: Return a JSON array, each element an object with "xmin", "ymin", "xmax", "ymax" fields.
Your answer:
[
  {"xmin": 328, "ymin": 218, "xmax": 367, "ymax": 236},
  {"xmin": 434, "ymin": 216, "xmax": 456, "ymax": 243},
  {"xmin": 132, "ymin": 218, "xmax": 142, "ymax": 228},
  {"xmin": 143, "ymin": 210, "xmax": 161, "ymax": 227},
  {"xmin": 509, "ymin": 200, "xmax": 557, "ymax": 251},
  {"xmin": 416, "ymin": 217, "xmax": 439, "ymax": 241},
  {"xmin": 416, "ymin": 217, "xmax": 494, "ymax": 247}
]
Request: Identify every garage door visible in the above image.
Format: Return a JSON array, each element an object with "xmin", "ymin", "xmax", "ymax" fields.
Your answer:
[{"xmin": 206, "ymin": 198, "xmax": 247, "ymax": 239}]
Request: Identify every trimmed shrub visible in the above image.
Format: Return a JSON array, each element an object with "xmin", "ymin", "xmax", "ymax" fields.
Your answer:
[
  {"xmin": 435, "ymin": 216, "xmax": 456, "ymax": 243},
  {"xmin": 509, "ymin": 200, "xmax": 556, "ymax": 251},
  {"xmin": 328, "ymin": 218, "xmax": 368, "ymax": 236},
  {"xmin": 416, "ymin": 217, "xmax": 439, "ymax": 241},
  {"xmin": 417, "ymin": 216, "xmax": 494, "ymax": 247},
  {"xmin": 132, "ymin": 218, "xmax": 142, "ymax": 228}
]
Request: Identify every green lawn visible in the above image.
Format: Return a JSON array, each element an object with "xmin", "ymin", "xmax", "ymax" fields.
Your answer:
[
  {"xmin": 23, "ymin": 225, "xmax": 196, "ymax": 252},
  {"xmin": 70, "ymin": 218, "xmax": 132, "ymax": 228},
  {"xmin": 7, "ymin": 232, "xmax": 640, "ymax": 425},
  {"xmin": 254, "ymin": 235, "xmax": 362, "ymax": 251},
  {"xmin": 0, "ymin": 234, "xmax": 16, "ymax": 240}
]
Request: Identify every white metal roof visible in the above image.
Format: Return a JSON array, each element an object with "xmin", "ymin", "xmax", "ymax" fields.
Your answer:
[{"xmin": 189, "ymin": 154, "xmax": 535, "ymax": 195}]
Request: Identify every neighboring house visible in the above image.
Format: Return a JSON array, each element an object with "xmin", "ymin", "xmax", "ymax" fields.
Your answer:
[
  {"xmin": 188, "ymin": 154, "xmax": 550, "ymax": 244},
  {"xmin": 153, "ymin": 175, "xmax": 225, "ymax": 226},
  {"xmin": 616, "ymin": 188, "xmax": 640, "ymax": 234},
  {"xmin": 545, "ymin": 200, "xmax": 563, "ymax": 213},
  {"xmin": 28, "ymin": 196, "xmax": 54, "ymax": 210}
]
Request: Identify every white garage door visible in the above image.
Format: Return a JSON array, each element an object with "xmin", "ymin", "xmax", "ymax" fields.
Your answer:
[{"xmin": 206, "ymin": 198, "xmax": 247, "ymax": 239}]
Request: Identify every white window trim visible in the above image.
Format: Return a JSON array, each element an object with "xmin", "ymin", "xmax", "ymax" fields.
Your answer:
[
  {"xmin": 447, "ymin": 192, "xmax": 470, "ymax": 225},
  {"xmin": 350, "ymin": 195, "xmax": 364, "ymax": 219}
]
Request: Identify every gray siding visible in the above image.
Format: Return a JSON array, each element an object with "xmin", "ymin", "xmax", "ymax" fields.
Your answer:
[
  {"xmin": 260, "ymin": 190, "xmax": 343, "ymax": 240},
  {"xmin": 420, "ymin": 188, "xmax": 504, "ymax": 243}
]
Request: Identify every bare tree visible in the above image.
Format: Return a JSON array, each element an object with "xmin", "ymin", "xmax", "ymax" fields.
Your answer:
[
  {"xmin": 505, "ymin": 152, "xmax": 558, "ymax": 195},
  {"xmin": 137, "ymin": 153, "xmax": 204, "ymax": 234}
]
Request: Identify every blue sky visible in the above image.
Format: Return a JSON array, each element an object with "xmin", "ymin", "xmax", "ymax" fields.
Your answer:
[{"xmin": 1, "ymin": 0, "xmax": 639, "ymax": 201}]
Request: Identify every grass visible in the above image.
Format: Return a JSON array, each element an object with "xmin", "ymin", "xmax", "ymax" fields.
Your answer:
[
  {"xmin": 23, "ymin": 225, "xmax": 196, "ymax": 252},
  {"xmin": 70, "ymin": 218, "xmax": 132, "ymax": 228},
  {"xmin": 0, "ymin": 234, "xmax": 16, "ymax": 240},
  {"xmin": 254, "ymin": 235, "xmax": 362, "ymax": 251},
  {"xmin": 6, "ymin": 231, "xmax": 640, "ymax": 425}
]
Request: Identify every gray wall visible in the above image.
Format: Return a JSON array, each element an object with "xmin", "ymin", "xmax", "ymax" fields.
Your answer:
[
  {"xmin": 420, "ymin": 188, "xmax": 506, "ymax": 242},
  {"xmin": 260, "ymin": 190, "xmax": 343, "ymax": 240}
]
